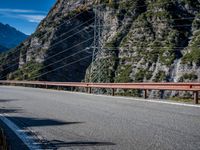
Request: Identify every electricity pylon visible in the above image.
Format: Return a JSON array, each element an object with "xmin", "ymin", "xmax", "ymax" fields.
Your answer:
[{"xmin": 90, "ymin": 1, "xmax": 104, "ymax": 83}]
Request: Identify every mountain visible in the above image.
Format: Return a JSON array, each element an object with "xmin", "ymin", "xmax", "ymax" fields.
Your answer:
[
  {"xmin": 0, "ymin": 45, "xmax": 8, "ymax": 52},
  {"xmin": 0, "ymin": 0, "xmax": 200, "ymax": 98},
  {"xmin": 0, "ymin": 23, "xmax": 28, "ymax": 49}
]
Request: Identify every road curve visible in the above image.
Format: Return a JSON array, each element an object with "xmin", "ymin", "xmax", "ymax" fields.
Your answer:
[{"xmin": 0, "ymin": 86, "xmax": 200, "ymax": 150}]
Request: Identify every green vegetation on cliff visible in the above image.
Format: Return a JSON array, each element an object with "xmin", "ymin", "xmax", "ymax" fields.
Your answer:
[
  {"xmin": 0, "ymin": 0, "xmax": 199, "ymax": 90},
  {"xmin": 8, "ymin": 61, "xmax": 43, "ymax": 80}
]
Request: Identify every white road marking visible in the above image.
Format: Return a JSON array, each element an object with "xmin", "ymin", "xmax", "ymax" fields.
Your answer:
[
  {"xmin": 0, "ymin": 114, "xmax": 41, "ymax": 150},
  {"xmin": 80, "ymin": 93, "xmax": 200, "ymax": 108},
  {"xmin": 52, "ymin": 89, "xmax": 200, "ymax": 108}
]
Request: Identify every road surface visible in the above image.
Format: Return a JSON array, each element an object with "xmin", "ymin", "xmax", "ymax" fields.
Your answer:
[{"xmin": 0, "ymin": 86, "xmax": 200, "ymax": 150}]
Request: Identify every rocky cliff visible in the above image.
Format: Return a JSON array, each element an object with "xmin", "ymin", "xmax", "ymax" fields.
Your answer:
[
  {"xmin": 0, "ymin": 0, "xmax": 95, "ymax": 81},
  {"xmin": 0, "ymin": 0, "xmax": 200, "ymax": 97}
]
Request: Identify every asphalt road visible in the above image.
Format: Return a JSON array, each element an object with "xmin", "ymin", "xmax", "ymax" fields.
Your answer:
[{"xmin": 0, "ymin": 86, "xmax": 200, "ymax": 150}]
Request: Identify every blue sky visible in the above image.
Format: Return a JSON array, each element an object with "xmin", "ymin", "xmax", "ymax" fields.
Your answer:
[{"xmin": 0, "ymin": 0, "xmax": 56, "ymax": 35}]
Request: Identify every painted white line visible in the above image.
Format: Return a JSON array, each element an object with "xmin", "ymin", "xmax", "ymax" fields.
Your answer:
[
  {"xmin": 64, "ymin": 91, "xmax": 200, "ymax": 108},
  {"xmin": 0, "ymin": 114, "xmax": 41, "ymax": 150},
  {"xmin": 39, "ymin": 88, "xmax": 200, "ymax": 108},
  {"xmin": 23, "ymin": 85, "xmax": 200, "ymax": 108}
]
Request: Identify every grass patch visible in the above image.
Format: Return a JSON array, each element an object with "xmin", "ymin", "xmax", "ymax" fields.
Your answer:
[{"xmin": 170, "ymin": 97, "xmax": 193, "ymax": 103}]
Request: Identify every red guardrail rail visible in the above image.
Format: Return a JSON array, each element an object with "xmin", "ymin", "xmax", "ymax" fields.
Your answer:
[{"xmin": 0, "ymin": 80, "xmax": 199, "ymax": 104}]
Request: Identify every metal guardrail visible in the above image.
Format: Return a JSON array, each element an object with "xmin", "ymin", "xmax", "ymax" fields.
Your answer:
[{"xmin": 0, "ymin": 80, "xmax": 199, "ymax": 104}]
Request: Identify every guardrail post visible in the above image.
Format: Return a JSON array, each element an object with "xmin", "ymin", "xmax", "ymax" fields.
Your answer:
[
  {"xmin": 71, "ymin": 87, "xmax": 74, "ymax": 91},
  {"xmin": 160, "ymin": 90, "xmax": 164, "ymax": 99},
  {"xmin": 88, "ymin": 87, "xmax": 92, "ymax": 94},
  {"xmin": 112, "ymin": 88, "xmax": 115, "ymax": 96},
  {"xmin": 144, "ymin": 89, "xmax": 148, "ymax": 99},
  {"xmin": 193, "ymin": 91, "xmax": 199, "ymax": 104}
]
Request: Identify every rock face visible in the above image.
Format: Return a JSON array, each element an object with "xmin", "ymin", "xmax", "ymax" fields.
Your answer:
[
  {"xmin": 0, "ymin": 23, "xmax": 28, "ymax": 49},
  {"xmin": 0, "ymin": 0, "xmax": 200, "ymax": 97},
  {"xmin": 0, "ymin": 0, "xmax": 95, "ymax": 81}
]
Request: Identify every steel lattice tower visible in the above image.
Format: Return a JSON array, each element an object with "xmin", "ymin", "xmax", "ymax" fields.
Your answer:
[{"xmin": 90, "ymin": 1, "xmax": 103, "ymax": 83}]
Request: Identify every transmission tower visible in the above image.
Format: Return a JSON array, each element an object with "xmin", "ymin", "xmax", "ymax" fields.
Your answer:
[{"xmin": 90, "ymin": 1, "xmax": 104, "ymax": 83}]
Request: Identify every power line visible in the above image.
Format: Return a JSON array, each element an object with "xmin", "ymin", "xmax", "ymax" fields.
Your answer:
[
  {"xmin": 102, "ymin": 22, "xmax": 196, "ymax": 29},
  {"xmin": 99, "ymin": 0, "xmax": 199, "ymax": 10},
  {"xmin": 30, "ymin": 54, "xmax": 94, "ymax": 80},
  {"xmin": 2, "ymin": 9, "xmax": 93, "ymax": 57},
  {"xmin": 2, "ymin": 42, "xmax": 198, "ymax": 80},
  {"xmin": 90, "ymin": 56, "xmax": 110, "ymax": 82},
  {"xmin": 2, "ymin": 1, "xmax": 198, "ymax": 58},
  {"xmin": 51, "ymin": 10, "xmax": 93, "ymax": 33},
  {"xmin": 3, "ymin": 10, "xmax": 196, "ymax": 68},
  {"xmin": 118, "ymin": 17, "xmax": 197, "ymax": 26},
  {"xmin": 100, "ymin": 45, "xmax": 200, "ymax": 49},
  {"xmin": 1, "ymin": 2, "xmax": 200, "ymax": 82},
  {"xmin": 31, "ymin": 1, "xmax": 200, "ymax": 82},
  {"xmin": 28, "ymin": 44, "xmax": 93, "ymax": 77},
  {"xmin": 0, "ymin": 36, "xmax": 94, "ymax": 79},
  {"xmin": 1, "ymin": 19, "xmax": 95, "ymax": 73},
  {"xmin": 3, "ymin": 16, "xmax": 95, "ymax": 68},
  {"xmin": 47, "ymin": 17, "xmax": 94, "ymax": 48}
]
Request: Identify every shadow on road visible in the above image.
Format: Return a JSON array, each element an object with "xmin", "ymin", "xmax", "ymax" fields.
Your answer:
[
  {"xmin": 0, "ymin": 99, "xmax": 21, "ymax": 114},
  {"xmin": 0, "ymin": 108, "xmax": 21, "ymax": 114},
  {"xmin": 4, "ymin": 116, "xmax": 115, "ymax": 149},
  {"xmin": 42, "ymin": 140, "xmax": 116, "ymax": 149},
  {"xmin": 7, "ymin": 116, "xmax": 83, "ymax": 127},
  {"xmin": 0, "ymin": 103, "xmax": 115, "ymax": 149},
  {"xmin": 0, "ymin": 99, "xmax": 18, "ymax": 103}
]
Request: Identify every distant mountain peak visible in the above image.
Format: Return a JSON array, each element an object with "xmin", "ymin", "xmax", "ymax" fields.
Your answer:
[
  {"xmin": 0, "ymin": 22, "xmax": 28, "ymax": 51},
  {"xmin": 0, "ymin": 44, "xmax": 8, "ymax": 52}
]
